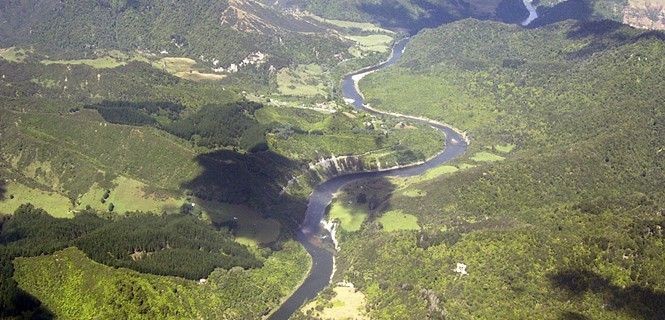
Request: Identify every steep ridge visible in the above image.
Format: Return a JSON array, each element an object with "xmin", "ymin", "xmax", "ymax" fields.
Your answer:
[
  {"xmin": 266, "ymin": 0, "xmax": 530, "ymax": 32},
  {"xmin": 532, "ymin": 0, "xmax": 665, "ymax": 30},
  {"xmin": 0, "ymin": 0, "xmax": 348, "ymax": 66}
]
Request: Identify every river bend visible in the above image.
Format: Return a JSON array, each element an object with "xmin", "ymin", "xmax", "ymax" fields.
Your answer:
[{"xmin": 267, "ymin": 38, "xmax": 468, "ymax": 320}]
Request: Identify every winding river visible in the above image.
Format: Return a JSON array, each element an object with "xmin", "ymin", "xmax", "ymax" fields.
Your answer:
[
  {"xmin": 267, "ymin": 38, "xmax": 468, "ymax": 320},
  {"xmin": 522, "ymin": 0, "xmax": 538, "ymax": 26}
]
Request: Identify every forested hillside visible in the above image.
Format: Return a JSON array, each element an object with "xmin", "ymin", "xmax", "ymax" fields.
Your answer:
[
  {"xmin": 274, "ymin": 0, "xmax": 665, "ymax": 33},
  {"xmin": 0, "ymin": 11, "xmax": 447, "ymax": 316},
  {"xmin": 1, "ymin": 204, "xmax": 310, "ymax": 318},
  {"xmin": 1, "ymin": 0, "xmax": 664, "ymax": 318},
  {"xmin": 301, "ymin": 19, "xmax": 665, "ymax": 319},
  {"xmin": 271, "ymin": 0, "xmax": 529, "ymax": 31},
  {"xmin": 0, "ymin": 0, "xmax": 349, "ymax": 66},
  {"xmin": 524, "ymin": 0, "xmax": 665, "ymax": 31}
]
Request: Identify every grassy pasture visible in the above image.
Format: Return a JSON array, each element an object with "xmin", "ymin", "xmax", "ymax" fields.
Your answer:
[
  {"xmin": 494, "ymin": 144, "xmax": 516, "ymax": 153},
  {"xmin": 471, "ymin": 152, "xmax": 506, "ymax": 162},
  {"xmin": 276, "ymin": 64, "xmax": 327, "ymax": 97},
  {"xmin": 13, "ymin": 243, "xmax": 309, "ymax": 319},
  {"xmin": 153, "ymin": 57, "xmax": 225, "ymax": 81},
  {"xmin": 0, "ymin": 182, "xmax": 73, "ymax": 217},
  {"xmin": 306, "ymin": 14, "xmax": 394, "ymax": 34},
  {"xmin": 77, "ymin": 176, "xmax": 185, "ymax": 214},
  {"xmin": 303, "ymin": 285, "xmax": 369, "ymax": 320},
  {"xmin": 401, "ymin": 188, "xmax": 426, "ymax": 198},
  {"xmin": 421, "ymin": 165, "xmax": 459, "ymax": 181},
  {"xmin": 346, "ymin": 35, "xmax": 394, "ymax": 57},
  {"xmin": 42, "ymin": 56, "xmax": 129, "ymax": 69},
  {"xmin": 328, "ymin": 200, "xmax": 369, "ymax": 232},
  {"xmin": 0, "ymin": 47, "xmax": 31, "ymax": 62},
  {"xmin": 377, "ymin": 210, "xmax": 420, "ymax": 232}
]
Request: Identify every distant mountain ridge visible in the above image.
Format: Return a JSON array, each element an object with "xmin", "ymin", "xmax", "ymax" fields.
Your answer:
[
  {"xmin": 0, "ymin": 0, "xmax": 349, "ymax": 66},
  {"xmin": 533, "ymin": 0, "xmax": 665, "ymax": 30},
  {"xmin": 267, "ymin": 0, "xmax": 664, "ymax": 32},
  {"xmin": 264, "ymin": 0, "xmax": 530, "ymax": 32}
]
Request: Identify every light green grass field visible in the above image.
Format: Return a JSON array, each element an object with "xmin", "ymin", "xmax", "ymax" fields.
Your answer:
[
  {"xmin": 0, "ymin": 47, "xmax": 31, "ymax": 62},
  {"xmin": 0, "ymin": 182, "xmax": 73, "ymax": 217},
  {"xmin": 378, "ymin": 210, "xmax": 420, "ymax": 232},
  {"xmin": 269, "ymin": 133, "xmax": 377, "ymax": 160},
  {"xmin": 41, "ymin": 56, "xmax": 130, "ymax": 69},
  {"xmin": 18, "ymin": 112, "xmax": 200, "ymax": 189},
  {"xmin": 346, "ymin": 35, "xmax": 393, "ymax": 56},
  {"xmin": 77, "ymin": 176, "xmax": 185, "ymax": 214},
  {"xmin": 153, "ymin": 57, "xmax": 226, "ymax": 81},
  {"xmin": 421, "ymin": 165, "xmax": 459, "ymax": 181},
  {"xmin": 329, "ymin": 201, "xmax": 368, "ymax": 232},
  {"xmin": 458, "ymin": 163, "xmax": 477, "ymax": 170},
  {"xmin": 494, "ymin": 144, "xmax": 516, "ymax": 153},
  {"xmin": 471, "ymin": 152, "xmax": 506, "ymax": 162},
  {"xmin": 303, "ymin": 285, "xmax": 369, "ymax": 320},
  {"xmin": 276, "ymin": 64, "xmax": 327, "ymax": 97},
  {"xmin": 401, "ymin": 188, "xmax": 426, "ymax": 198},
  {"xmin": 255, "ymin": 105, "xmax": 331, "ymax": 132},
  {"xmin": 13, "ymin": 243, "xmax": 309, "ymax": 319}
]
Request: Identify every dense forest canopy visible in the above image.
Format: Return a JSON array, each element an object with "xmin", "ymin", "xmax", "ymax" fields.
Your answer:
[
  {"xmin": 310, "ymin": 18, "xmax": 665, "ymax": 319},
  {"xmin": 274, "ymin": 0, "xmax": 530, "ymax": 31},
  {"xmin": 0, "ymin": 0, "xmax": 349, "ymax": 66},
  {"xmin": 0, "ymin": 204, "xmax": 261, "ymax": 316},
  {"xmin": 1, "ymin": 0, "xmax": 664, "ymax": 319}
]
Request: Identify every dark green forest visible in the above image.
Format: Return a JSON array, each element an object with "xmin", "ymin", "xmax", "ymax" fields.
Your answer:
[
  {"xmin": 1, "ymin": 0, "xmax": 664, "ymax": 319},
  {"xmin": 305, "ymin": 19, "xmax": 665, "ymax": 319},
  {"xmin": 0, "ymin": 0, "xmax": 349, "ymax": 66},
  {"xmin": 0, "ymin": 204, "xmax": 260, "ymax": 316},
  {"xmin": 284, "ymin": 0, "xmax": 529, "ymax": 31}
]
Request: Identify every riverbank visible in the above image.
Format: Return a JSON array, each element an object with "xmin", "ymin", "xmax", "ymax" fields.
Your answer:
[
  {"xmin": 268, "ymin": 37, "xmax": 469, "ymax": 319},
  {"xmin": 262, "ymin": 255, "xmax": 314, "ymax": 320}
]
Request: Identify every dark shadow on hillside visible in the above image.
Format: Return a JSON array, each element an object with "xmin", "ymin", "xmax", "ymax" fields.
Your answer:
[
  {"xmin": 183, "ymin": 149, "xmax": 308, "ymax": 234},
  {"xmin": 2, "ymin": 288, "xmax": 55, "ymax": 320},
  {"xmin": 358, "ymin": 0, "xmax": 529, "ymax": 34},
  {"xmin": 1, "ymin": 255, "xmax": 55, "ymax": 319},
  {"xmin": 550, "ymin": 269, "xmax": 665, "ymax": 319},
  {"xmin": 528, "ymin": 0, "xmax": 593, "ymax": 28},
  {"xmin": 330, "ymin": 177, "xmax": 397, "ymax": 230},
  {"xmin": 560, "ymin": 311, "xmax": 591, "ymax": 320},
  {"xmin": 0, "ymin": 180, "xmax": 5, "ymax": 201},
  {"xmin": 564, "ymin": 20, "xmax": 665, "ymax": 59},
  {"xmin": 496, "ymin": 0, "xmax": 531, "ymax": 24},
  {"xmin": 358, "ymin": 0, "xmax": 452, "ymax": 34},
  {"xmin": 566, "ymin": 20, "xmax": 624, "ymax": 38}
]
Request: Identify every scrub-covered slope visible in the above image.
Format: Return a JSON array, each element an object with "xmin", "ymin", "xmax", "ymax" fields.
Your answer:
[{"xmin": 310, "ymin": 19, "xmax": 665, "ymax": 319}]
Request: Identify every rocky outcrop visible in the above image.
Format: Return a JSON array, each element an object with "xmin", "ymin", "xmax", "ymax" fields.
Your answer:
[
  {"xmin": 536, "ymin": 0, "xmax": 665, "ymax": 31},
  {"xmin": 306, "ymin": 155, "xmax": 366, "ymax": 182},
  {"xmin": 623, "ymin": 0, "xmax": 665, "ymax": 31},
  {"xmin": 420, "ymin": 289, "xmax": 447, "ymax": 320},
  {"xmin": 220, "ymin": 0, "xmax": 324, "ymax": 33}
]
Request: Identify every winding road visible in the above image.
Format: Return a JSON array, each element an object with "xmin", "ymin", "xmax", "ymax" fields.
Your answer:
[{"xmin": 267, "ymin": 38, "xmax": 468, "ymax": 320}]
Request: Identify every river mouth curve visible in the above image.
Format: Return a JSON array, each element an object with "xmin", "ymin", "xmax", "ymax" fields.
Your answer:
[{"xmin": 266, "ymin": 38, "xmax": 468, "ymax": 320}]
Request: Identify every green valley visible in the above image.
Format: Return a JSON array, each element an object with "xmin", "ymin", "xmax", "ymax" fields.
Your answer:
[{"xmin": 1, "ymin": 0, "xmax": 664, "ymax": 319}]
